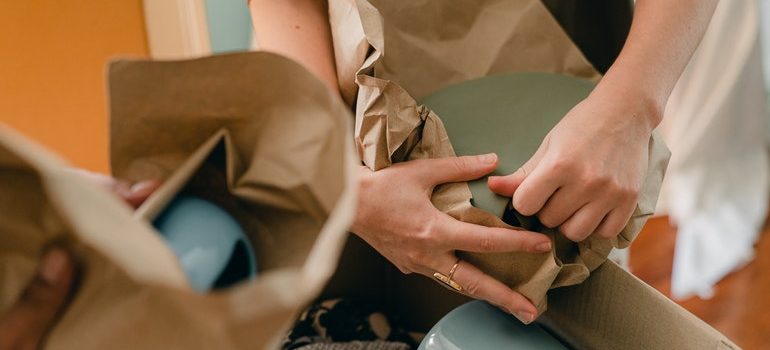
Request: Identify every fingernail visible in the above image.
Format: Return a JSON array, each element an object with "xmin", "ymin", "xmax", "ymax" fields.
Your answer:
[
  {"xmin": 130, "ymin": 180, "xmax": 157, "ymax": 194},
  {"xmin": 515, "ymin": 311, "xmax": 535, "ymax": 323},
  {"xmin": 40, "ymin": 249, "xmax": 68, "ymax": 284},
  {"xmin": 535, "ymin": 241, "xmax": 552, "ymax": 252},
  {"xmin": 478, "ymin": 153, "xmax": 497, "ymax": 164}
]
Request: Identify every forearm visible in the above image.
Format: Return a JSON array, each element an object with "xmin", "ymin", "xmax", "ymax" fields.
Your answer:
[
  {"xmin": 249, "ymin": 0, "xmax": 340, "ymax": 95},
  {"xmin": 594, "ymin": 0, "xmax": 717, "ymax": 129}
]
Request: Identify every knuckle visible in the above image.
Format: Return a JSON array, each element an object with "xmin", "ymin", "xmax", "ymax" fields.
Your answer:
[
  {"xmin": 452, "ymin": 157, "xmax": 471, "ymax": 173},
  {"xmin": 413, "ymin": 230, "xmax": 431, "ymax": 246},
  {"xmin": 406, "ymin": 250, "xmax": 428, "ymax": 267},
  {"xmin": 513, "ymin": 196, "xmax": 536, "ymax": 216},
  {"xmin": 607, "ymin": 178, "xmax": 623, "ymax": 190},
  {"xmin": 598, "ymin": 228, "xmax": 619, "ymax": 239},
  {"xmin": 621, "ymin": 185, "xmax": 640, "ymax": 201},
  {"xmin": 415, "ymin": 215, "xmax": 440, "ymax": 245},
  {"xmin": 537, "ymin": 212, "xmax": 559, "ymax": 228},
  {"xmin": 561, "ymin": 226, "xmax": 587, "ymax": 242},
  {"xmin": 594, "ymin": 225, "xmax": 611, "ymax": 239},
  {"xmin": 600, "ymin": 222, "xmax": 624, "ymax": 238},
  {"xmin": 478, "ymin": 234, "xmax": 497, "ymax": 252},
  {"xmin": 463, "ymin": 277, "xmax": 482, "ymax": 296},
  {"xmin": 581, "ymin": 172, "xmax": 609, "ymax": 189},
  {"xmin": 547, "ymin": 157, "xmax": 570, "ymax": 173}
]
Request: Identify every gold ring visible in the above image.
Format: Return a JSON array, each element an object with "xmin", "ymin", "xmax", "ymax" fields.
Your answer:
[{"xmin": 433, "ymin": 258, "xmax": 463, "ymax": 292}]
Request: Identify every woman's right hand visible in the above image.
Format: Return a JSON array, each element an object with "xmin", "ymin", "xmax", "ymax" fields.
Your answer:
[{"xmin": 351, "ymin": 153, "xmax": 552, "ymax": 322}]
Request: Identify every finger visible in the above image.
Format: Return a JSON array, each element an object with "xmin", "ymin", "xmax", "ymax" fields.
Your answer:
[
  {"xmin": 68, "ymin": 168, "xmax": 119, "ymax": 189},
  {"xmin": 121, "ymin": 180, "xmax": 162, "ymax": 208},
  {"xmin": 0, "ymin": 248, "xmax": 74, "ymax": 349},
  {"xmin": 68, "ymin": 169, "xmax": 160, "ymax": 208},
  {"xmin": 594, "ymin": 201, "xmax": 637, "ymax": 239},
  {"xmin": 536, "ymin": 187, "xmax": 589, "ymax": 228},
  {"xmin": 486, "ymin": 167, "xmax": 526, "ymax": 197},
  {"xmin": 487, "ymin": 139, "xmax": 548, "ymax": 197},
  {"xmin": 412, "ymin": 154, "xmax": 498, "ymax": 186},
  {"xmin": 559, "ymin": 203, "xmax": 611, "ymax": 242},
  {"xmin": 434, "ymin": 257, "xmax": 538, "ymax": 324},
  {"xmin": 511, "ymin": 164, "xmax": 561, "ymax": 216},
  {"xmin": 438, "ymin": 215, "xmax": 551, "ymax": 254}
]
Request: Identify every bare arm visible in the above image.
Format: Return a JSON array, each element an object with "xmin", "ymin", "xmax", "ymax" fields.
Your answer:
[
  {"xmin": 597, "ymin": 0, "xmax": 718, "ymax": 128},
  {"xmin": 248, "ymin": 0, "xmax": 340, "ymax": 95},
  {"xmin": 490, "ymin": 1, "xmax": 717, "ymax": 241}
]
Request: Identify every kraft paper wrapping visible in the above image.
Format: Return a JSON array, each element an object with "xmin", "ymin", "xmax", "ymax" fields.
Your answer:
[
  {"xmin": 330, "ymin": 0, "xmax": 670, "ymax": 315},
  {"xmin": 0, "ymin": 52, "xmax": 357, "ymax": 349}
]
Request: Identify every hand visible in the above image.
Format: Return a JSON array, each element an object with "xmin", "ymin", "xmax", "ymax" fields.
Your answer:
[
  {"xmin": 488, "ymin": 92, "xmax": 656, "ymax": 242},
  {"xmin": 352, "ymin": 153, "xmax": 553, "ymax": 322},
  {"xmin": 0, "ymin": 171, "xmax": 156, "ymax": 349},
  {"xmin": 71, "ymin": 169, "xmax": 160, "ymax": 208},
  {"xmin": 0, "ymin": 248, "xmax": 75, "ymax": 350}
]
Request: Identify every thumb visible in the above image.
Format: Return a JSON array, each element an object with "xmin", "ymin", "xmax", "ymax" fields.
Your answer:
[
  {"xmin": 487, "ymin": 143, "xmax": 546, "ymax": 197},
  {"xmin": 0, "ymin": 248, "xmax": 75, "ymax": 349},
  {"xmin": 415, "ymin": 153, "xmax": 499, "ymax": 186},
  {"xmin": 487, "ymin": 167, "xmax": 527, "ymax": 197}
]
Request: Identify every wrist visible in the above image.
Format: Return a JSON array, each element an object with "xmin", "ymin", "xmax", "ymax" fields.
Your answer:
[
  {"xmin": 590, "ymin": 75, "xmax": 664, "ymax": 132},
  {"xmin": 350, "ymin": 165, "xmax": 373, "ymax": 235}
]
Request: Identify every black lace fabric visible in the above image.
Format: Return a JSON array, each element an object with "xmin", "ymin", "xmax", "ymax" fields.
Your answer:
[{"xmin": 282, "ymin": 299, "xmax": 422, "ymax": 350}]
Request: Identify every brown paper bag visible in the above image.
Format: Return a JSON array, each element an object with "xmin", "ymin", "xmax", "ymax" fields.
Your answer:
[
  {"xmin": 0, "ymin": 52, "xmax": 357, "ymax": 349},
  {"xmin": 327, "ymin": 0, "xmax": 670, "ymax": 317}
]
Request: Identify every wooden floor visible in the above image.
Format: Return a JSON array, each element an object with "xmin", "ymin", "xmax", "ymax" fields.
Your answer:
[{"xmin": 629, "ymin": 216, "xmax": 770, "ymax": 350}]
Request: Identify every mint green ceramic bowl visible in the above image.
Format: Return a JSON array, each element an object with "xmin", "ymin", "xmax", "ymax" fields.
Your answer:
[
  {"xmin": 420, "ymin": 72, "xmax": 593, "ymax": 217},
  {"xmin": 419, "ymin": 301, "xmax": 567, "ymax": 350}
]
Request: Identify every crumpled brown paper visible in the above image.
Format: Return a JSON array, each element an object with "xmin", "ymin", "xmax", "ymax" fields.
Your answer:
[
  {"xmin": 0, "ymin": 52, "xmax": 357, "ymax": 349},
  {"xmin": 329, "ymin": 0, "xmax": 670, "ymax": 314}
]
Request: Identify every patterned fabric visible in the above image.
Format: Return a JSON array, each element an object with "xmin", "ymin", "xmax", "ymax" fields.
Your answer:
[
  {"xmin": 282, "ymin": 299, "xmax": 420, "ymax": 350},
  {"xmin": 295, "ymin": 341, "xmax": 409, "ymax": 350}
]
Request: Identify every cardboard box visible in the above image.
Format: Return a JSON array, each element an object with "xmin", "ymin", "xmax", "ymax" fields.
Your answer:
[
  {"xmin": 322, "ymin": 233, "xmax": 739, "ymax": 349},
  {"xmin": 541, "ymin": 260, "xmax": 739, "ymax": 349}
]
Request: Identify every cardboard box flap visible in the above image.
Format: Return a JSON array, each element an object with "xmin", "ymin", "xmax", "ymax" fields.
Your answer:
[
  {"xmin": 540, "ymin": 261, "xmax": 741, "ymax": 350},
  {"xmin": 322, "ymin": 234, "xmax": 741, "ymax": 349}
]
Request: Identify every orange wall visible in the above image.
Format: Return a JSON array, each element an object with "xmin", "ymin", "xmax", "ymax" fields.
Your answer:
[{"xmin": 0, "ymin": 1, "xmax": 149, "ymax": 172}]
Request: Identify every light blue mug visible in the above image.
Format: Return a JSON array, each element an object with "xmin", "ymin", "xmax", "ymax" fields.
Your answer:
[{"xmin": 154, "ymin": 195, "xmax": 258, "ymax": 292}]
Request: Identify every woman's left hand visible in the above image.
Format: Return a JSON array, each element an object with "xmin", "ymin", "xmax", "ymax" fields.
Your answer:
[
  {"xmin": 70, "ymin": 169, "xmax": 160, "ymax": 208},
  {"xmin": 487, "ymin": 90, "xmax": 659, "ymax": 242}
]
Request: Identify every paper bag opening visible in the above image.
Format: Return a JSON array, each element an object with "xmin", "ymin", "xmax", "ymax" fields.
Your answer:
[{"xmin": 0, "ymin": 51, "xmax": 357, "ymax": 349}]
